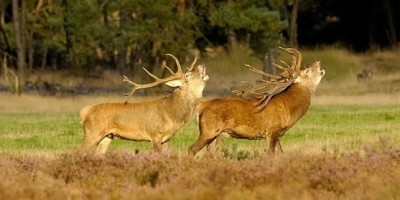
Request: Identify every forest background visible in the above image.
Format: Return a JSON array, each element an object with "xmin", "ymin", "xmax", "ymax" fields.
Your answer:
[{"xmin": 0, "ymin": 0, "xmax": 399, "ymax": 96}]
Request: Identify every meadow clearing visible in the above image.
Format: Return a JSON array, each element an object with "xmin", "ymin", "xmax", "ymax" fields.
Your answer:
[{"xmin": 1, "ymin": 47, "xmax": 400, "ymax": 199}]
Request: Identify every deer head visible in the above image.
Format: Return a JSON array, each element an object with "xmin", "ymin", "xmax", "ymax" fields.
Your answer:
[
  {"xmin": 123, "ymin": 54, "xmax": 209, "ymax": 103},
  {"xmin": 233, "ymin": 47, "xmax": 324, "ymax": 110}
]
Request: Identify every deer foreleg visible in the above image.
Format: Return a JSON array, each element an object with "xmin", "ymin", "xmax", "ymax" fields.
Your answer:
[
  {"xmin": 151, "ymin": 136, "xmax": 162, "ymax": 152},
  {"xmin": 267, "ymin": 136, "xmax": 279, "ymax": 155}
]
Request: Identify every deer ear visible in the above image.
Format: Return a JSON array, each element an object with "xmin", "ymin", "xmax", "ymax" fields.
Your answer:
[{"xmin": 165, "ymin": 80, "xmax": 183, "ymax": 87}]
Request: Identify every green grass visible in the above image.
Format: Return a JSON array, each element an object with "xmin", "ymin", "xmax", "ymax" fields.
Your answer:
[
  {"xmin": 0, "ymin": 113, "xmax": 81, "ymax": 153},
  {"xmin": 1, "ymin": 105, "xmax": 399, "ymax": 156}
]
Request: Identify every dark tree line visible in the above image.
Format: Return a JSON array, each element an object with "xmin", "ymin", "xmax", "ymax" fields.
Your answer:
[
  {"xmin": 297, "ymin": 0, "xmax": 400, "ymax": 51},
  {"xmin": 0, "ymin": 0, "xmax": 399, "ymax": 93}
]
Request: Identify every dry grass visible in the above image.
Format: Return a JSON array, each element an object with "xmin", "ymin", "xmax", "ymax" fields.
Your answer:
[
  {"xmin": 0, "ymin": 144, "xmax": 399, "ymax": 200},
  {"xmin": 312, "ymin": 93, "xmax": 400, "ymax": 106},
  {"xmin": 0, "ymin": 93, "xmax": 132, "ymax": 113},
  {"xmin": 1, "ymin": 92, "xmax": 399, "ymax": 114}
]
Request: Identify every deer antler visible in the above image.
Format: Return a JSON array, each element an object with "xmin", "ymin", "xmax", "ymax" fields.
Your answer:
[
  {"xmin": 122, "ymin": 54, "xmax": 184, "ymax": 104},
  {"xmin": 187, "ymin": 55, "xmax": 198, "ymax": 71},
  {"xmin": 233, "ymin": 47, "xmax": 303, "ymax": 111}
]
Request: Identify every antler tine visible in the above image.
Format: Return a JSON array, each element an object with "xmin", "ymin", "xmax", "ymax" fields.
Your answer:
[
  {"xmin": 288, "ymin": 48, "xmax": 302, "ymax": 72},
  {"xmin": 279, "ymin": 47, "xmax": 302, "ymax": 73},
  {"xmin": 234, "ymin": 47, "xmax": 303, "ymax": 111},
  {"xmin": 163, "ymin": 63, "xmax": 175, "ymax": 75},
  {"xmin": 122, "ymin": 75, "xmax": 140, "ymax": 104},
  {"xmin": 165, "ymin": 54, "xmax": 184, "ymax": 76},
  {"xmin": 122, "ymin": 54, "xmax": 186, "ymax": 104},
  {"xmin": 273, "ymin": 62, "xmax": 294, "ymax": 79},
  {"xmin": 278, "ymin": 59, "xmax": 291, "ymax": 69},
  {"xmin": 245, "ymin": 64, "xmax": 282, "ymax": 80},
  {"xmin": 142, "ymin": 67, "xmax": 162, "ymax": 81},
  {"xmin": 187, "ymin": 55, "xmax": 198, "ymax": 71}
]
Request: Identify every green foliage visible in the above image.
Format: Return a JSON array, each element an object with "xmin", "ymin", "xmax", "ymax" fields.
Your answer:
[
  {"xmin": 208, "ymin": 0, "xmax": 286, "ymax": 56},
  {"xmin": 0, "ymin": 0, "xmax": 289, "ymax": 72}
]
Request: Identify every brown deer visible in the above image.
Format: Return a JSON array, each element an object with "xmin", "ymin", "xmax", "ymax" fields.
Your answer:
[
  {"xmin": 79, "ymin": 54, "xmax": 209, "ymax": 156},
  {"xmin": 188, "ymin": 48, "xmax": 325, "ymax": 156}
]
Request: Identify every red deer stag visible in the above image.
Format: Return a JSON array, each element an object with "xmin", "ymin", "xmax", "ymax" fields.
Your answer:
[
  {"xmin": 80, "ymin": 54, "xmax": 209, "ymax": 156},
  {"xmin": 188, "ymin": 47, "xmax": 325, "ymax": 156}
]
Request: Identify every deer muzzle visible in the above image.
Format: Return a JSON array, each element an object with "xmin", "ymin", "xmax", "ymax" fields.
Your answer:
[{"xmin": 199, "ymin": 64, "xmax": 209, "ymax": 81}]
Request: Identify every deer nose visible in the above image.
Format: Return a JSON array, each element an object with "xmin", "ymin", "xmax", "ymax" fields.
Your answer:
[{"xmin": 198, "ymin": 64, "xmax": 205, "ymax": 70}]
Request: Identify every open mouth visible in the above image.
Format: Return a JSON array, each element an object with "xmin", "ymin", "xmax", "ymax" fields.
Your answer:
[{"xmin": 200, "ymin": 65, "xmax": 209, "ymax": 81}]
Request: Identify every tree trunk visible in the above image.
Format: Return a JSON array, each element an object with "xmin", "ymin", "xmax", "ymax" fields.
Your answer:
[
  {"xmin": 35, "ymin": 0, "xmax": 45, "ymax": 15},
  {"xmin": 116, "ymin": 8, "xmax": 130, "ymax": 73},
  {"xmin": 384, "ymin": 0, "xmax": 398, "ymax": 47},
  {"xmin": 288, "ymin": 0, "xmax": 300, "ymax": 48},
  {"xmin": 177, "ymin": 0, "xmax": 186, "ymax": 16},
  {"xmin": 263, "ymin": 48, "xmax": 276, "ymax": 80},
  {"xmin": 0, "ymin": 0, "xmax": 5, "ymax": 25},
  {"xmin": 27, "ymin": 31, "xmax": 34, "ymax": 75},
  {"xmin": 12, "ymin": 0, "xmax": 26, "ymax": 91},
  {"xmin": 0, "ymin": 24, "xmax": 11, "ymax": 53},
  {"xmin": 1, "ymin": 1, "xmax": 11, "ymax": 53},
  {"xmin": 62, "ymin": 0, "xmax": 73, "ymax": 66},
  {"xmin": 227, "ymin": 29, "xmax": 238, "ymax": 53}
]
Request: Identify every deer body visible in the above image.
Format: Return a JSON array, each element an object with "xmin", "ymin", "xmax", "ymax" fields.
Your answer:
[
  {"xmin": 188, "ymin": 49, "xmax": 324, "ymax": 156},
  {"xmin": 80, "ymin": 55, "xmax": 208, "ymax": 155},
  {"xmin": 81, "ymin": 89, "xmax": 198, "ymax": 151},
  {"xmin": 189, "ymin": 83, "xmax": 311, "ymax": 155}
]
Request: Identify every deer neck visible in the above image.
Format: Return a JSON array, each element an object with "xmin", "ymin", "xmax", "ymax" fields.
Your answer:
[
  {"xmin": 164, "ymin": 88, "xmax": 199, "ymax": 123},
  {"xmin": 271, "ymin": 83, "xmax": 312, "ymax": 119}
]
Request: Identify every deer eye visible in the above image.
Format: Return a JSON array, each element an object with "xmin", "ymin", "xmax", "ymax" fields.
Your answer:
[{"xmin": 185, "ymin": 73, "xmax": 191, "ymax": 78}]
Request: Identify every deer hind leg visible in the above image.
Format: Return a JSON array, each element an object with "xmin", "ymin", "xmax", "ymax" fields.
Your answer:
[
  {"xmin": 79, "ymin": 131, "xmax": 104, "ymax": 155},
  {"xmin": 79, "ymin": 123, "xmax": 110, "ymax": 155},
  {"xmin": 188, "ymin": 115, "xmax": 222, "ymax": 156},
  {"xmin": 276, "ymin": 139, "xmax": 284, "ymax": 154},
  {"xmin": 206, "ymin": 136, "xmax": 220, "ymax": 153},
  {"xmin": 189, "ymin": 136, "xmax": 211, "ymax": 156},
  {"xmin": 188, "ymin": 129, "xmax": 221, "ymax": 156},
  {"xmin": 95, "ymin": 135, "xmax": 113, "ymax": 156}
]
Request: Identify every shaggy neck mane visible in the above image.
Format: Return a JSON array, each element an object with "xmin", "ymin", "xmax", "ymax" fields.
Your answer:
[
  {"xmin": 164, "ymin": 89, "xmax": 199, "ymax": 122},
  {"xmin": 269, "ymin": 83, "xmax": 312, "ymax": 118}
]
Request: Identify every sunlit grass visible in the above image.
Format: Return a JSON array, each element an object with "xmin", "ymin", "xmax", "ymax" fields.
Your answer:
[{"xmin": 1, "ymin": 105, "xmax": 399, "ymax": 157}]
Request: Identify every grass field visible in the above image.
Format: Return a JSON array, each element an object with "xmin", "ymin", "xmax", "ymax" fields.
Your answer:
[
  {"xmin": 1, "ymin": 47, "xmax": 400, "ymax": 199},
  {"xmin": 1, "ymin": 104, "xmax": 399, "ymax": 157},
  {"xmin": 0, "ymin": 102, "xmax": 400, "ymax": 199}
]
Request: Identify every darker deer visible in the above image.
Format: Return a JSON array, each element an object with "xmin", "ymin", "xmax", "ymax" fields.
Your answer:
[
  {"xmin": 80, "ymin": 54, "xmax": 209, "ymax": 156},
  {"xmin": 188, "ymin": 48, "xmax": 325, "ymax": 156}
]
